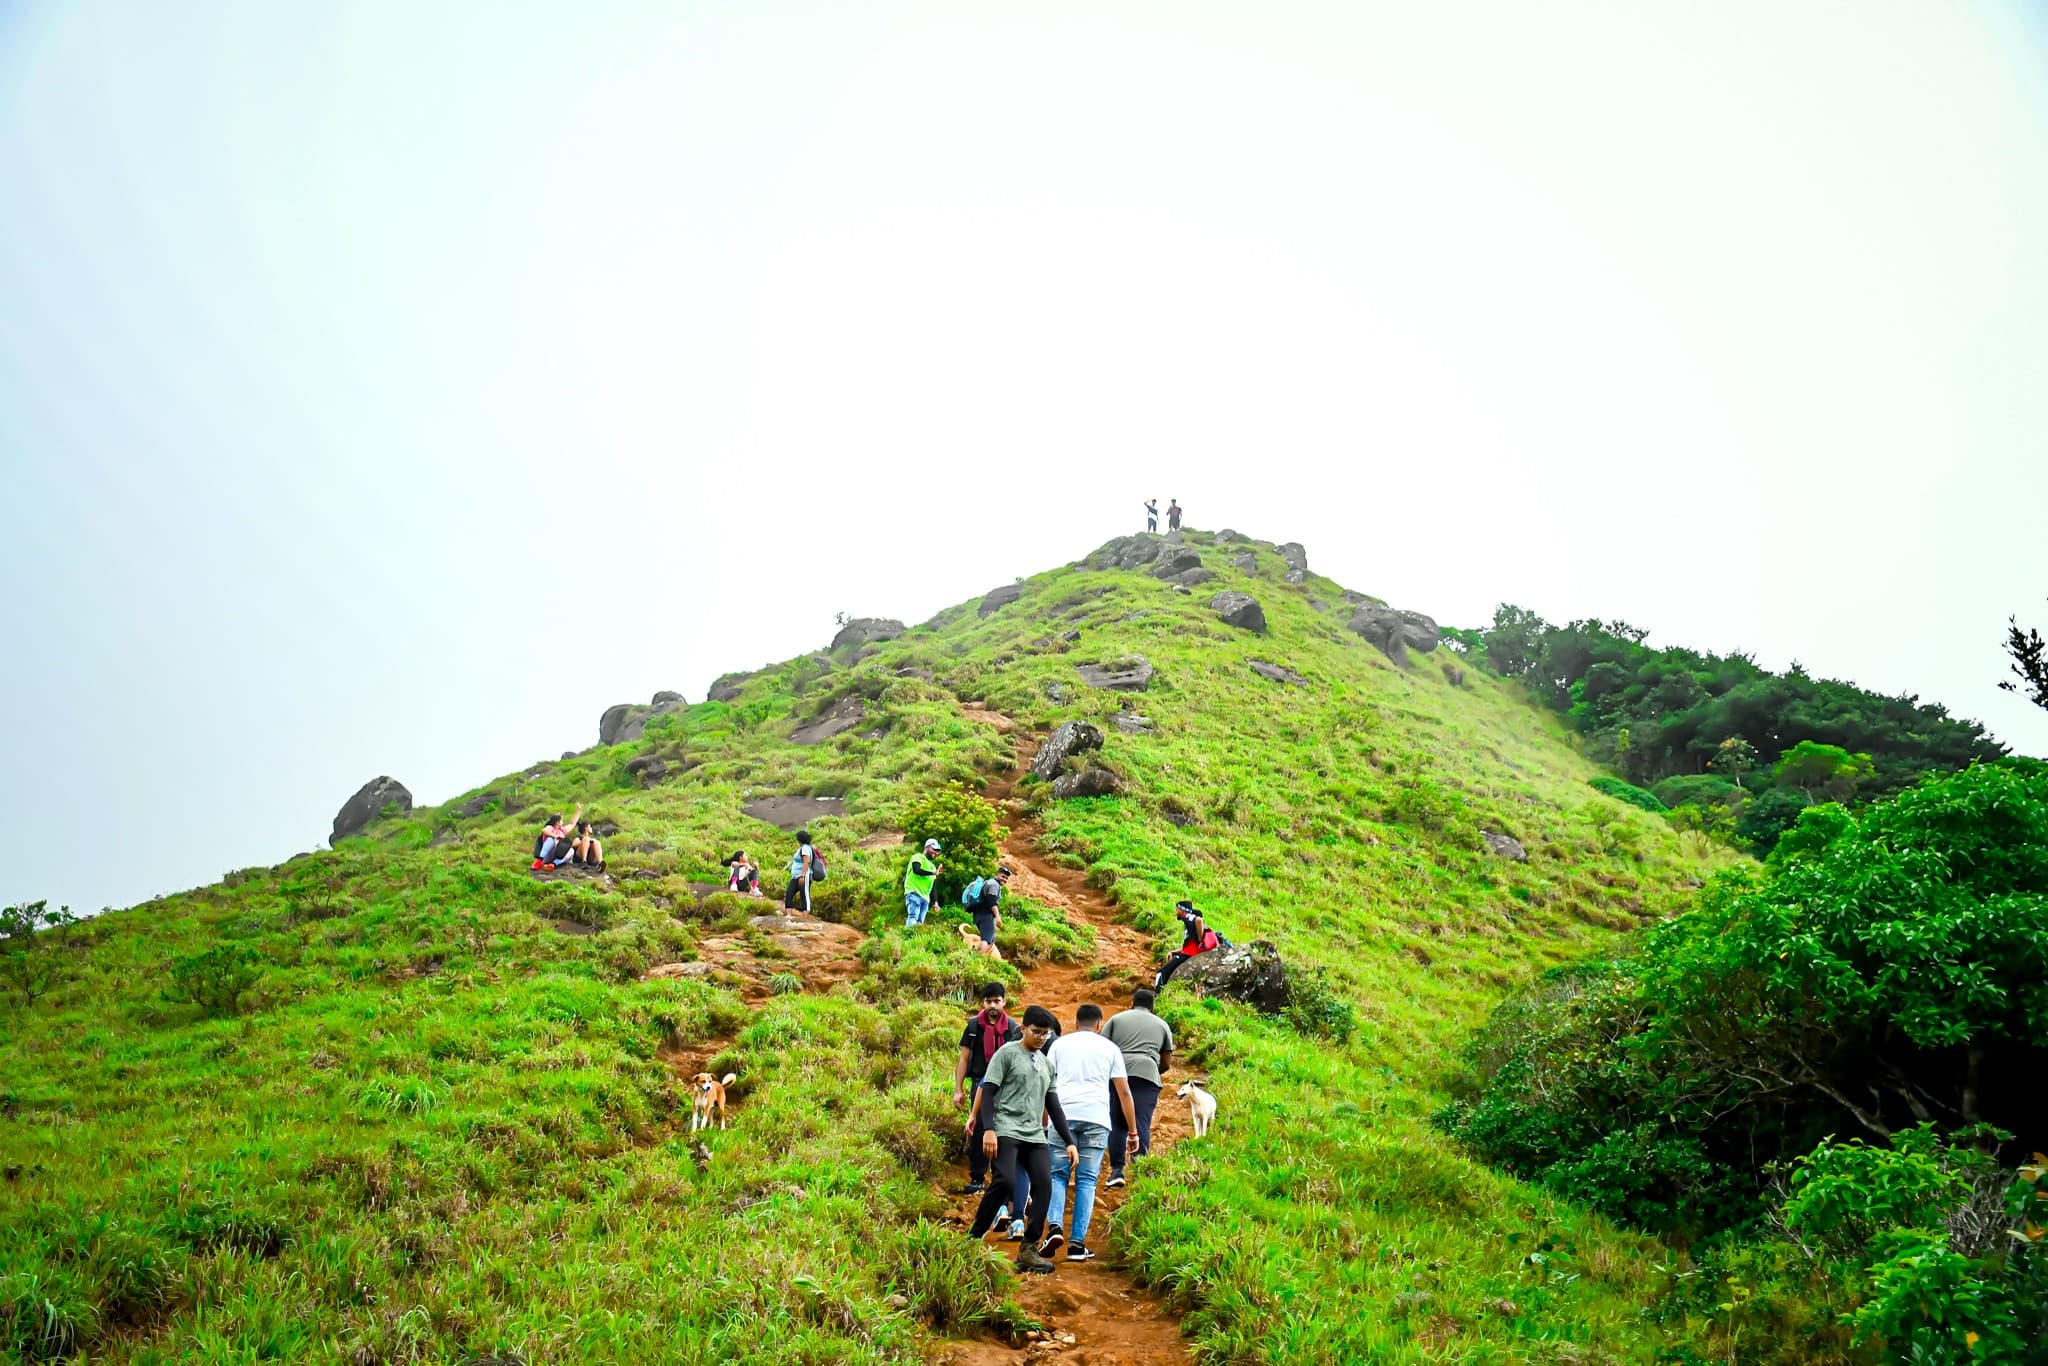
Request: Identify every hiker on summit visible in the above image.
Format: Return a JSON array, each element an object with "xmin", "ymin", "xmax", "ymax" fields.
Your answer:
[
  {"xmin": 904, "ymin": 839, "xmax": 942, "ymax": 927},
  {"xmin": 784, "ymin": 829, "xmax": 822, "ymax": 912},
  {"xmin": 532, "ymin": 805, "xmax": 582, "ymax": 870},
  {"xmin": 1144, "ymin": 498, "xmax": 1159, "ymax": 532},
  {"xmin": 1154, "ymin": 899, "xmax": 1227, "ymax": 989},
  {"xmin": 1166, "ymin": 498, "xmax": 1182, "ymax": 532},
  {"xmin": 1104, "ymin": 987, "xmax": 1174, "ymax": 1188},
  {"xmin": 966, "ymin": 1004, "xmax": 1077, "ymax": 1275},
  {"xmin": 1037, "ymin": 1003, "xmax": 1138, "ymax": 1263},
  {"xmin": 957, "ymin": 982, "xmax": 1024, "ymax": 1200},
  {"xmin": 963, "ymin": 866, "xmax": 1011, "ymax": 946}
]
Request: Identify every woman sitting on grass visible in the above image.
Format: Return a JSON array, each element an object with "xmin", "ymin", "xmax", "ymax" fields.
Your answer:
[
  {"xmin": 572, "ymin": 821, "xmax": 604, "ymax": 870},
  {"xmin": 531, "ymin": 805, "xmax": 582, "ymax": 870}
]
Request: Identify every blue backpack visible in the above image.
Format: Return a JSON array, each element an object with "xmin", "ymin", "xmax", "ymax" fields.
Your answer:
[{"xmin": 961, "ymin": 877, "xmax": 997, "ymax": 910}]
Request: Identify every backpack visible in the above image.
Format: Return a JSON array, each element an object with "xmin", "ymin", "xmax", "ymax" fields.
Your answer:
[
  {"xmin": 961, "ymin": 877, "xmax": 997, "ymax": 911},
  {"xmin": 809, "ymin": 847, "xmax": 827, "ymax": 882}
]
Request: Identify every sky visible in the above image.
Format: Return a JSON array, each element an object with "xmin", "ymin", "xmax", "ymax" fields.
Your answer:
[{"xmin": 3, "ymin": 1, "xmax": 2046, "ymax": 916}]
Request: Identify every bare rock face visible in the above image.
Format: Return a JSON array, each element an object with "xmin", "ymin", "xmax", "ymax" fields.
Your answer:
[
  {"xmin": 453, "ymin": 790, "xmax": 498, "ymax": 819},
  {"xmin": 1211, "ymin": 592, "xmax": 1267, "ymax": 633},
  {"xmin": 829, "ymin": 618, "xmax": 905, "ymax": 652},
  {"xmin": 1349, "ymin": 603, "xmax": 1442, "ymax": 667},
  {"xmin": 1481, "ymin": 829, "xmax": 1528, "ymax": 862},
  {"xmin": 742, "ymin": 795, "xmax": 848, "ymax": 830},
  {"xmin": 979, "ymin": 583, "xmax": 1024, "ymax": 617},
  {"xmin": 1113, "ymin": 712, "xmax": 1154, "ymax": 735},
  {"xmin": 1051, "ymin": 766, "xmax": 1124, "ymax": 799},
  {"xmin": 1249, "ymin": 659, "xmax": 1306, "ymax": 687},
  {"xmin": 1032, "ymin": 720, "xmax": 1105, "ymax": 782},
  {"xmin": 707, "ymin": 673, "xmax": 751, "ymax": 703},
  {"xmin": 1076, "ymin": 657, "xmax": 1155, "ymax": 692},
  {"xmin": 332, "ymin": 776, "xmax": 412, "ymax": 844},
  {"xmin": 1173, "ymin": 939, "xmax": 1291, "ymax": 1012},
  {"xmin": 600, "ymin": 693, "xmax": 688, "ymax": 745},
  {"xmin": 791, "ymin": 696, "xmax": 866, "ymax": 745}
]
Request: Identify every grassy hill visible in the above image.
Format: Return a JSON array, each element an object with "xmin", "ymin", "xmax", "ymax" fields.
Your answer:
[{"xmin": 2, "ymin": 530, "xmax": 1747, "ymax": 1364}]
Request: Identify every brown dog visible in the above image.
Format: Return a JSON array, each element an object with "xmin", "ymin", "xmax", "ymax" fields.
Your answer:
[
  {"xmin": 957, "ymin": 922, "xmax": 1004, "ymax": 962},
  {"xmin": 690, "ymin": 1071, "xmax": 738, "ymax": 1131}
]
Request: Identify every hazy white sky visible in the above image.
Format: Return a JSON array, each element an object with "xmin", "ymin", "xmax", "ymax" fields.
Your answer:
[{"xmin": 4, "ymin": 1, "xmax": 2045, "ymax": 915}]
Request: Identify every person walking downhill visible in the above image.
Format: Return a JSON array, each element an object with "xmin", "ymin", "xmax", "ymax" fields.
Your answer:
[
  {"xmin": 1037, "ymin": 1003, "xmax": 1139, "ymax": 1263},
  {"xmin": 784, "ymin": 829, "xmax": 820, "ymax": 912},
  {"xmin": 956, "ymin": 982, "xmax": 1026, "ymax": 1215},
  {"xmin": 903, "ymin": 839, "xmax": 942, "ymax": 928},
  {"xmin": 965, "ymin": 1005, "xmax": 1078, "ymax": 1275},
  {"xmin": 1103, "ymin": 987, "xmax": 1175, "ymax": 1188},
  {"xmin": 1166, "ymin": 498, "xmax": 1182, "ymax": 532},
  {"xmin": 1144, "ymin": 498, "xmax": 1159, "ymax": 533},
  {"xmin": 965, "ymin": 866, "xmax": 1011, "ymax": 947}
]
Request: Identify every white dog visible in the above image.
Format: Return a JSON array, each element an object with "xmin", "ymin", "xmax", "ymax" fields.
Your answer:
[{"xmin": 1176, "ymin": 1079, "xmax": 1217, "ymax": 1138}]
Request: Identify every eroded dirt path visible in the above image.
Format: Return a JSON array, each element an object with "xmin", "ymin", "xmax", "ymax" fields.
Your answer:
[{"xmin": 937, "ymin": 722, "xmax": 1192, "ymax": 1366}]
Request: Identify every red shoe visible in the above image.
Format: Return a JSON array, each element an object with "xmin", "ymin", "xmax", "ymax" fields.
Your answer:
[{"xmin": 532, "ymin": 859, "xmax": 546, "ymax": 871}]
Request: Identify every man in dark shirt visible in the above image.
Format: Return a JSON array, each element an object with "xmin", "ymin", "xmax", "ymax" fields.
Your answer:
[{"xmin": 954, "ymin": 981, "xmax": 1022, "ymax": 1195}]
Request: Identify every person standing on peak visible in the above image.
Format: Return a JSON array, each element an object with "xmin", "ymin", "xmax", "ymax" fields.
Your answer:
[
  {"xmin": 904, "ymin": 839, "xmax": 942, "ymax": 927},
  {"xmin": 1167, "ymin": 498, "xmax": 1182, "ymax": 532},
  {"xmin": 1103, "ymin": 987, "xmax": 1174, "ymax": 1188},
  {"xmin": 1144, "ymin": 498, "xmax": 1159, "ymax": 532},
  {"xmin": 785, "ymin": 828, "xmax": 820, "ymax": 912},
  {"xmin": 966, "ymin": 1004, "xmax": 1077, "ymax": 1275},
  {"xmin": 1037, "ymin": 1003, "xmax": 1138, "ymax": 1263}
]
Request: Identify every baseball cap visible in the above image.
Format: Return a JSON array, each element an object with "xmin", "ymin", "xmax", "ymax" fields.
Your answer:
[{"xmin": 923, "ymin": 838, "xmax": 941, "ymax": 851}]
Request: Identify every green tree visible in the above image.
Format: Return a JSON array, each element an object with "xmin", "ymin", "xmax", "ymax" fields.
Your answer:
[
  {"xmin": 0, "ymin": 900, "xmax": 79, "ymax": 1006},
  {"xmin": 1773, "ymin": 740, "xmax": 1872, "ymax": 804},
  {"xmin": 2002, "ymin": 604, "xmax": 2048, "ymax": 712},
  {"xmin": 898, "ymin": 786, "xmax": 1007, "ymax": 908},
  {"xmin": 1708, "ymin": 735, "xmax": 1758, "ymax": 788}
]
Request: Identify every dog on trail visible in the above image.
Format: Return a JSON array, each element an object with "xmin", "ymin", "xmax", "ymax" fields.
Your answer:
[
  {"xmin": 1177, "ymin": 1079, "xmax": 1217, "ymax": 1139},
  {"xmin": 957, "ymin": 922, "xmax": 1004, "ymax": 962},
  {"xmin": 690, "ymin": 1071, "xmax": 738, "ymax": 1131}
]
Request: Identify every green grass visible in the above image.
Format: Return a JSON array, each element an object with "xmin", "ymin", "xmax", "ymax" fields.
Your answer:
[{"xmin": 2, "ymin": 529, "xmax": 1749, "ymax": 1363}]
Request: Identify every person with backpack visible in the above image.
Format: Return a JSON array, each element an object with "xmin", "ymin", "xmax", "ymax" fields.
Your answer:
[
  {"xmin": 1144, "ymin": 498, "xmax": 1159, "ymax": 533},
  {"xmin": 1166, "ymin": 498, "xmax": 1182, "ymax": 532},
  {"xmin": 1154, "ymin": 899, "xmax": 1227, "ymax": 989},
  {"xmin": 784, "ymin": 829, "xmax": 825, "ymax": 911},
  {"xmin": 531, "ymin": 804, "xmax": 582, "ymax": 870},
  {"xmin": 1103, "ymin": 987, "xmax": 1174, "ymax": 1188},
  {"xmin": 962, "ymin": 866, "xmax": 1012, "ymax": 946},
  {"xmin": 903, "ymin": 839, "xmax": 942, "ymax": 927},
  {"xmin": 965, "ymin": 1004, "xmax": 1078, "ymax": 1275},
  {"xmin": 955, "ymin": 981, "xmax": 1022, "ymax": 1197}
]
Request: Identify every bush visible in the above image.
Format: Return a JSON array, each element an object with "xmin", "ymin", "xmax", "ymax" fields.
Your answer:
[
  {"xmin": 164, "ymin": 944, "xmax": 260, "ymax": 1017},
  {"xmin": 0, "ymin": 901, "xmax": 78, "ymax": 1007},
  {"xmin": 1587, "ymin": 776, "xmax": 1667, "ymax": 812},
  {"xmin": 898, "ymin": 786, "xmax": 1007, "ymax": 906},
  {"xmin": 1650, "ymin": 773, "xmax": 1739, "ymax": 809},
  {"xmin": 1282, "ymin": 965, "xmax": 1357, "ymax": 1043}
]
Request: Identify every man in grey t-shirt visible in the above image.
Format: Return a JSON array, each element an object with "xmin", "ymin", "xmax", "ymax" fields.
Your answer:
[{"xmin": 1102, "ymin": 987, "xmax": 1175, "ymax": 1186}]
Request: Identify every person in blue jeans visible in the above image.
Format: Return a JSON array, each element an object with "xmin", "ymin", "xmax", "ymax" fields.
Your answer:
[
  {"xmin": 1036, "ymin": 1003, "xmax": 1139, "ymax": 1263},
  {"xmin": 903, "ymin": 839, "xmax": 942, "ymax": 927}
]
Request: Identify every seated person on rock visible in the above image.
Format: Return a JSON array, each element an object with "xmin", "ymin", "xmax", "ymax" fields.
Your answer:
[
  {"xmin": 1154, "ymin": 899, "xmax": 1227, "ymax": 989},
  {"xmin": 532, "ymin": 805, "xmax": 582, "ymax": 870},
  {"xmin": 726, "ymin": 851, "xmax": 761, "ymax": 895},
  {"xmin": 572, "ymin": 821, "xmax": 605, "ymax": 869}
]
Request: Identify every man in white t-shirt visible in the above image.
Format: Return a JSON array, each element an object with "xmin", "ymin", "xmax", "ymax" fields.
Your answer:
[{"xmin": 1036, "ymin": 1003, "xmax": 1140, "ymax": 1262}]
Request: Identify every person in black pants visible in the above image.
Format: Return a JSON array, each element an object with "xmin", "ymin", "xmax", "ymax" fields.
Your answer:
[
  {"xmin": 955, "ymin": 982, "xmax": 1022, "ymax": 1194},
  {"xmin": 965, "ymin": 1005, "xmax": 1078, "ymax": 1274},
  {"xmin": 1103, "ymin": 987, "xmax": 1175, "ymax": 1187}
]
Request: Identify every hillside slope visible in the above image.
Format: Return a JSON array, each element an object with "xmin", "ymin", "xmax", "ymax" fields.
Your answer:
[{"xmin": 2, "ymin": 530, "xmax": 1738, "ymax": 1364}]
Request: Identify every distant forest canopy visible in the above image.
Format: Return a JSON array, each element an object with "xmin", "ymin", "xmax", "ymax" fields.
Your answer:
[{"xmin": 1460, "ymin": 606, "xmax": 2007, "ymax": 854}]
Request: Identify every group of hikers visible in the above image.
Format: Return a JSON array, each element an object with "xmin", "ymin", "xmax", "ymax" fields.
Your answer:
[
  {"xmin": 530, "ymin": 805, "xmax": 605, "ymax": 871},
  {"xmin": 955, "ymin": 982, "xmax": 1177, "ymax": 1272},
  {"xmin": 1142, "ymin": 498, "xmax": 1183, "ymax": 533}
]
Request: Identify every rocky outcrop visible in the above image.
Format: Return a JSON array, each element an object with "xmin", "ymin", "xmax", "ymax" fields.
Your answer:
[
  {"xmin": 1232, "ymin": 552, "xmax": 1258, "ymax": 573},
  {"xmin": 1481, "ymin": 829, "xmax": 1528, "ymax": 862},
  {"xmin": 1076, "ymin": 657, "xmax": 1155, "ymax": 692},
  {"xmin": 707, "ymin": 673, "xmax": 751, "ymax": 703},
  {"xmin": 1113, "ymin": 712, "xmax": 1154, "ymax": 735},
  {"xmin": 1349, "ymin": 604, "xmax": 1442, "ymax": 667},
  {"xmin": 600, "ymin": 692, "xmax": 688, "ymax": 746},
  {"xmin": 1087, "ymin": 535, "xmax": 1170, "ymax": 572},
  {"xmin": 623, "ymin": 755, "xmax": 669, "ymax": 785},
  {"xmin": 331, "ymin": 776, "xmax": 412, "ymax": 844},
  {"xmin": 651, "ymin": 690, "xmax": 684, "ymax": 706},
  {"xmin": 1249, "ymin": 659, "xmax": 1306, "ymax": 687},
  {"xmin": 1173, "ymin": 939, "xmax": 1291, "ymax": 1012},
  {"xmin": 1032, "ymin": 720, "xmax": 1105, "ymax": 782},
  {"xmin": 791, "ymin": 696, "xmax": 866, "ymax": 745},
  {"xmin": 742, "ymin": 795, "xmax": 848, "ymax": 830},
  {"xmin": 829, "ymin": 618, "xmax": 905, "ymax": 652},
  {"xmin": 453, "ymin": 790, "xmax": 498, "ymax": 819},
  {"xmin": 1052, "ymin": 766, "xmax": 1124, "ymax": 800},
  {"xmin": 1442, "ymin": 662, "xmax": 1467, "ymax": 687},
  {"xmin": 979, "ymin": 583, "xmax": 1024, "ymax": 617},
  {"xmin": 1215, "ymin": 529, "xmax": 1248, "ymax": 543},
  {"xmin": 1276, "ymin": 543, "xmax": 1308, "ymax": 584},
  {"xmin": 1165, "ymin": 567, "xmax": 1214, "ymax": 588},
  {"xmin": 1211, "ymin": 592, "xmax": 1267, "ymax": 633},
  {"xmin": 1151, "ymin": 550, "xmax": 1203, "ymax": 579}
]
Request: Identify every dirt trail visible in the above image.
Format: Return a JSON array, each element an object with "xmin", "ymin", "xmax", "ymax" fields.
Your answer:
[{"xmin": 937, "ymin": 724, "xmax": 1192, "ymax": 1366}]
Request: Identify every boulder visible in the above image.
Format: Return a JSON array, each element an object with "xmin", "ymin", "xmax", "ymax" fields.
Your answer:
[
  {"xmin": 592, "ymin": 820, "xmax": 620, "ymax": 838},
  {"xmin": 651, "ymin": 690, "xmax": 684, "ymax": 706},
  {"xmin": 978, "ymin": 583, "xmax": 1024, "ymax": 617},
  {"xmin": 1232, "ymin": 552, "xmax": 1258, "ymax": 573},
  {"xmin": 1211, "ymin": 592, "xmax": 1267, "ymax": 633},
  {"xmin": 1076, "ymin": 657, "xmax": 1155, "ymax": 692},
  {"xmin": 1113, "ymin": 712, "xmax": 1154, "ymax": 735},
  {"xmin": 1480, "ymin": 829, "xmax": 1528, "ymax": 862},
  {"xmin": 742, "ymin": 795, "xmax": 848, "ymax": 830},
  {"xmin": 1442, "ymin": 662, "xmax": 1467, "ymax": 688},
  {"xmin": 1044, "ymin": 682, "xmax": 1072, "ymax": 704},
  {"xmin": 829, "ymin": 618, "xmax": 905, "ymax": 652},
  {"xmin": 1059, "ymin": 629, "xmax": 1081, "ymax": 643},
  {"xmin": 1151, "ymin": 550, "xmax": 1203, "ymax": 579},
  {"xmin": 1051, "ymin": 766, "xmax": 1125, "ymax": 800},
  {"xmin": 331, "ymin": 776, "xmax": 412, "ymax": 844},
  {"xmin": 1032, "ymin": 720, "xmax": 1105, "ymax": 782},
  {"xmin": 599, "ymin": 694, "xmax": 687, "ymax": 746},
  {"xmin": 454, "ymin": 790, "xmax": 497, "ymax": 819},
  {"xmin": 1276, "ymin": 542, "xmax": 1308, "ymax": 580},
  {"xmin": 1086, "ymin": 535, "xmax": 1170, "ymax": 572},
  {"xmin": 808, "ymin": 654, "xmax": 833, "ymax": 677},
  {"xmin": 1215, "ymin": 529, "xmax": 1248, "ymax": 543},
  {"xmin": 1165, "ymin": 567, "xmax": 1215, "ymax": 588},
  {"xmin": 623, "ymin": 755, "xmax": 668, "ymax": 785},
  {"xmin": 1172, "ymin": 939, "xmax": 1291, "ymax": 1012},
  {"xmin": 792, "ymin": 696, "xmax": 866, "ymax": 745},
  {"xmin": 707, "ymin": 673, "xmax": 751, "ymax": 703},
  {"xmin": 1249, "ymin": 659, "xmax": 1306, "ymax": 687},
  {"xmin": 1348, "ymin": 603, "xmax": 1442, "ymax": 667}
]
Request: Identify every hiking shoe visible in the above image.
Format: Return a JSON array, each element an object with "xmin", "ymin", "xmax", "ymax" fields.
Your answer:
[
  {"xmin": 1007, "ymin": 1219, "xmax": 1025, "ymax": 1241},
  {"xmin": 531, "ymin": 860, "xmax": 546, "ymax": 871},
  {"xmin": 1037, "ymin": 1224, "xmax": 1064, "ymax": 1258},
  {"xmin": 1067, "ymin": 1243, "xmax": 1096, "ymax": 1262},
  {"xmin": 1015, "ymin": 1248, "xmax": 1056, "ymax": 1275},
  {"xmin": 961, "ymin": 1181, "xmax": 987, "ymax": 1196},
  {"xmin": 1105, "ymin": 1172, "xmax": 1127, "ymax": 1188},
  {"xmin": 992, "ymin": 1203, "xmax": 1010, "ymax": 1226}
]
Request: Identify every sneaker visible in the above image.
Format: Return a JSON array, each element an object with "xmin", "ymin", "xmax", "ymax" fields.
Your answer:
[
  {"xmin": 1015, "ymin": 1248, "xmax": 1056, "ymax": 1275},
  {"xmin": 1067, "ymin": 1243, "xmax": 1095, "ymax": 1262},
  {"xmin": 1007, "ymin": 1219, "xmax": 1025, "ymax": 1241},
  {"xmin": 531, "ymin": 860, "xmax": 546, "ymax": 871},
  {"xmin": 1105, "ymin": 1172, "xmax": 1127, "ymax": 1189},
  {"xmin": 992, "ymin": 1203, "xmax": 1011, "ymax": 1225},
  {"xmin": 1037, "ymin": 1223, "xmax": 1065, "ymax": 1258},
  {"xmin": 961, "ymin": 1181, "xmax": 987, "ymax": 1196}
]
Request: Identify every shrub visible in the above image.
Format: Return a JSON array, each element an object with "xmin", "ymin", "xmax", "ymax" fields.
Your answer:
[
  {"xmin": 1587, "ymin": 775, "xmax": 1667, "ymax": 812},
  {"xmin": 1650, "ymin": 773, "xmax": 1739, "ymax": 809},
  {"xmin": 1282, "ymin": 965, "xmax": 1357, "ymax": 1043},
  {"xmin": 0, "ymin": 901, "xmax": 78, "ymax": 1006},
  {"xmin": 164, "ymin": 944, "xmax": 260, "ymax": 1017},
  {"xmin": 899, "ymin": 786, "xmax": 1007, "ymax": 906}
]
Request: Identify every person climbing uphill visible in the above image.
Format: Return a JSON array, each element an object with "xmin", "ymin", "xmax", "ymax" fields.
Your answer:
[
  {"xmin": 963, "ymin": 866, "xmax": 1011, "ymax": 946},
  {"xmin": 1166, "ymin": 498, "xmax": 1182, "ymax": 531},
  {"xmin": 904, "ymin": 839, "xmax": 942, "ymax": 927},
  {"xmin": 571, "ymin": 821, "xmax": 604, "ymax": 869},
  {"xmin": 1144, "ymin": 498, "xmax": 1159, "ymax": 532},
  {"xmin": 784, "ymin": 829, "xmax": 823, "ymax": 912},
  {"xmin": 1103, "ymin": 987, "xmax": 1174, "ymax": 1188},
  {"xmin": 965, "ymin": 1004, "xmax": 1077, "ymax": 1275},
  {"xmin": 957, "ymin": 982, "xmax": 1023, "ymax": 1198},
  {"xmin": 531, "ymin": 805, "xmax": 582, "ymax": 870},
  {"xmin": 1154, "ymin": 899, "xmax": 1227, "ymax": 989},
  {"xmin": 1038, "ymin": 1003, "xmax": 1138, "ymax": 1263}
]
